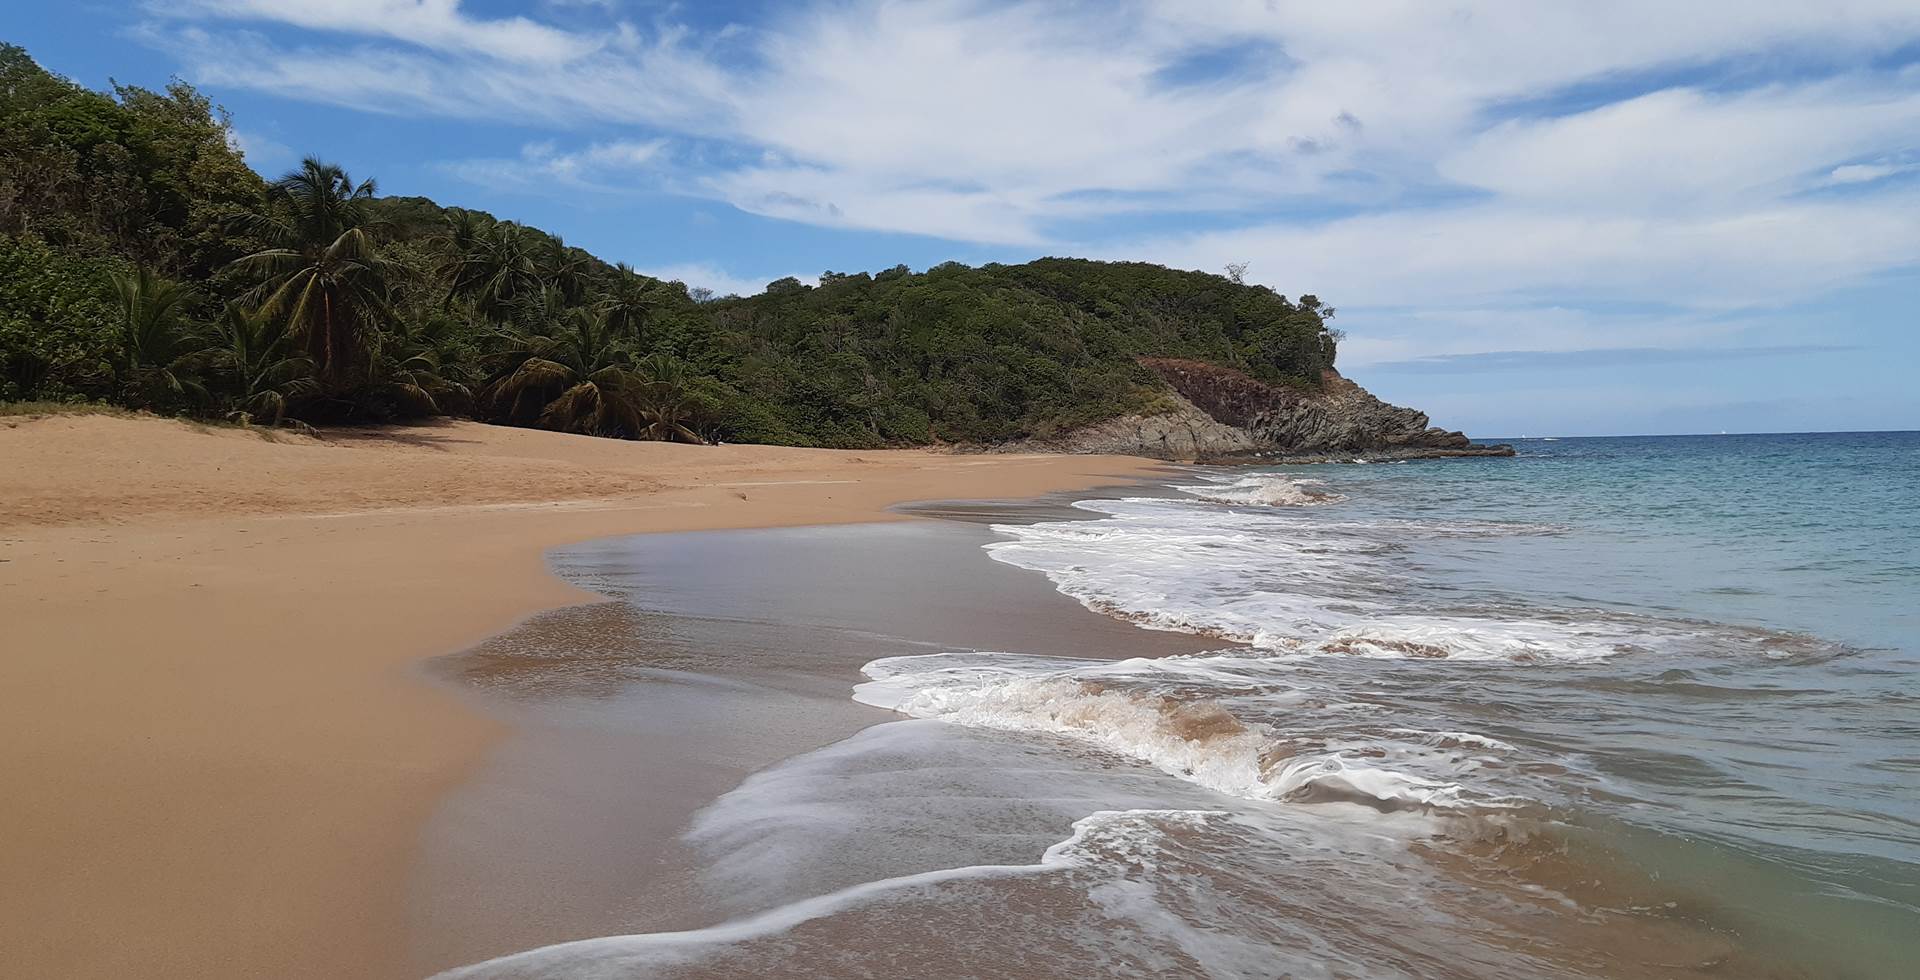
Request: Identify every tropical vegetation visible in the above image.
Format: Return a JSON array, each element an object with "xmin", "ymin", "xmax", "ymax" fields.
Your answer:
[{"xmin": 0, "ymin": 43, "xmax": 1341, "ymax": 447}]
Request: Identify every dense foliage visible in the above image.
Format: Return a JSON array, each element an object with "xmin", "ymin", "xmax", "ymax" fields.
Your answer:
[{"xmin": 0, "ymin": 44, "xmax": 1339, "ymax": 447}]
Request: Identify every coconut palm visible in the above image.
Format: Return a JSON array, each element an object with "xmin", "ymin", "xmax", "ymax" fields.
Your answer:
[
  {"xmin": 228, "ymin": 158, "xmax": 393, "ymax": 384},
  {"xmin": 359, "ymin": 310, "xmax": 475, "ymax": 419},
  {"xmin": 268, "ymin": 157, "xmax": 372, "ymax": 239},
  {"xmin": 199, "ymin": 303, "xmax": 316, "ymax": 426},
  {"xmin": 598, "ymin": 262, "xmax": 657, "ymax": 346},
  {"xmin": 437, "ymin": 210, "xmax": 540, "ymax": 322},
  {"xmin": 503, "ymin": 282, "xmax": 572, "ymax": 345},
  {"xmin": 106, "ymin": 266, "xmax": 208, "ymax": 408},
  {"xmin": 633, "ymin": 353, "xmax": 706, "ymax": 444},
  {"xmin": 482, "ymin": 297, "xmax": 643, "ymax": 436},
  {"xmin": 537, "ymin": 233, "xmax": 594, "ymax": 305}
]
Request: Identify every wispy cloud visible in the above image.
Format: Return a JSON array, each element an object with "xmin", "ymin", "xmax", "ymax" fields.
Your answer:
[
  {"xmin": 1366, "ymin": 344, "xmax": 1859, "ymax": 373},
  {"xmin": 137, "ymin": 17, "xmax": 736, "ymax": 128},
  {"xmin": 135, "ymin": 0, "xmax": 1920, "ymax": 366},
  {"xmin": 440, "ymin": 138, "xmax": 668, "ymax": 192},
  {"xmin": 225, "ymin": 128, "xmax": 293, "ymax": 169},
  {"xmin": 1823, "ymin": 160, "xmax": 1918, "ymax": 185},
  {"xmin": 1132, "ymin": 186, "xmax": 1920, "ymax": 310},
  {"xmin": 154, "ymin": 0, "xmax": 599, "ymax": 63},
  {"xmin": 632, "ymin": 262, "xmax": 817, "ymax": 299}
]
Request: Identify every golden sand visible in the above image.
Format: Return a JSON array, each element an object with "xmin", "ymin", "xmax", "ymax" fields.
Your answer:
[{"xmin": 0, "ymin": 413, "xmax": 1155, "ymax": 979}]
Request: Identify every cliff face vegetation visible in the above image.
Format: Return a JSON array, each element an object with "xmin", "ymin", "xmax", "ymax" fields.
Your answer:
[
  {"xmin": 1012, "ymin": 359, "xmax": 1511, "ymax": 460},
  {"xmin": 0, "ymin": 41, "xmax": 1494, "ymax": 457}
]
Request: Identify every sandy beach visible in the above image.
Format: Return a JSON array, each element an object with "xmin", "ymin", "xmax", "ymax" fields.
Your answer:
[{"xmin": 0, "ymin": 412, "xmax": 1157, "ymax": 980}]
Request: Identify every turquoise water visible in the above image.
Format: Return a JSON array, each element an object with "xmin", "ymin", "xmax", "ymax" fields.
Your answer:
[
  {"xmin": 446, "ymin": 432, "xmax": 1920, "ymax": 980},
  {"xmin": 1264, "ymin": 432, "xmax": 1920, "ymax": 974},
  {"xmin": 1322, "ymin": 431, "xmax": 1920, "ymax": 655},
  {"xmin": 927, "ymin": 430, "xmax": 1920, "ymax": 976}
]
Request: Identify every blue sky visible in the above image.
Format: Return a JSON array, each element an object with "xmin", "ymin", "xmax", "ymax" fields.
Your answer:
[{"xmin": 5, "ymin": 0, "xmax": 1919, "ymax": 436}]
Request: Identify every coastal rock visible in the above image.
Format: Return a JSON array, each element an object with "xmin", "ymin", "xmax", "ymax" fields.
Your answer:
[
  {"xmin": 1000, "ymin": 393, "xmax": 1263, "ymax": 459},
  {"xmin": 1010, "ymin": 358, "xmax": 1513, "ymax": 462}
]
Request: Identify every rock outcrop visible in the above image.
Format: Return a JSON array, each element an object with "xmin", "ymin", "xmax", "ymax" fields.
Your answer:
[
  {"xmin": 1005, "ymin": 395, "xmax": 1263, "ymax": 459},
  {"xmin": 1009, "ymin": 358, "xmax": 1513, "ymax": 462}
]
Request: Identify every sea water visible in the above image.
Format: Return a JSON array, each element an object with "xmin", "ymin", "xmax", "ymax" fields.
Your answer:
[{"xmin": 445, "ymin": 432, "xmax": 1919, "ymax": 979}]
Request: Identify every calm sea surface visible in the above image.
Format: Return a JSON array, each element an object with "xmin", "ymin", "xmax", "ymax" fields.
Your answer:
[{"xmin": 446, "ymin": 431, "xmax": 1920, "ymax": 980}]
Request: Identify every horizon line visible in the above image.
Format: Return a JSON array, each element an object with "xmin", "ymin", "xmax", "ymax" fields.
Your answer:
[{"xmin": 1484, "ymin": 428, "xmax": 1920, "ymax": 440}]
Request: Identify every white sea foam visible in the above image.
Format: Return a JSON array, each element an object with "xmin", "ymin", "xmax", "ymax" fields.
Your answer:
[
  {"xmin": 430, "ymin": 710, "xmax": 1558, "ymax": 978},
  {"xmin": 982, "ymin": 494, "xmax": 1662, "ymax": 664},
  {"xmin": 1392, "ymin": 729, "xmax": 1518, "ymax": 752},
  {"xmin": 1177, "ymin": 473, "xmax": 1346, "ymax": 508},
  {"xmin": 431, "ymin": 807, "xmax": 1218, "ymax": 980},
  {"xmin": 1265, "ymin": 754, "xmax": 1467, "ymax": 810},
  {"xmin": 857, "ymin": 654, "xmax": 1494, "ymax": 812}
]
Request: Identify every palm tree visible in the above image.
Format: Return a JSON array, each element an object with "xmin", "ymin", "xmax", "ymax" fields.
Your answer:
[
  {"xmin": 359, "ymin": 310, "xmax": 475, "ymax": 419},
  {"xmin": 107, "ymin": 267, "xmax": 208, "ymax": 409},
  {"xmin": 482, "ymin": 295, "xmax": 644, "ymax": 437},
  {"xmin": 437, "ymin": 210, "xmax": 539, "ymax": 322},
  {"xmin": 633, "ymin": 353, "xmax": 706, "ymax": 444},
  {"xmin": 537, "ymin": 233, "xmax": 594, "ymax": 305},
  {"xmin": 228, "ymin": 158, "xmax": 393, "ymax": 384},
  {"xmin": 504, "ymin": 282, "xmax": 572, "ymax": 344},
  {"xmin": 598, "ymin": 263, "xmax": 657, "ymax": 347},
  {"xmin": 199, "ymin": 304, "xmax": 316, "ymax": 426}
]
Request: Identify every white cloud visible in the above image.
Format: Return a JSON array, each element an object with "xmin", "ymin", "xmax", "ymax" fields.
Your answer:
[
  {"xmin": 225, "ymin": 128, "xmax": 294, "ymax": 169},
  {"xmin": 156, "ymin": 0, "xmax": 598, "ymax": 63},
  {"xmin": 142, "ymin": 0, "xmax": 1920, "ymax": 364},
  {"xmin": 443, "ymin": 137, "xmax": 668, "ymax": 191},
  {"xmin": 1132, "ymin": 187, "xmax": 1920, "ymax": 311},
  {"xmin": 140, "ymin": 19, "xmax": 735, "ymax": 127},
  {"xmin": 1824, "ymin": 161, "xmax": 1915, "ymax": 184},
  {"xmin": 1332, "ymin": 306, "xmax": 1761, "ymax": 370},
  {"xmin": 1438, "ymin": 82, "xmax": 1920, "ymax": 211},
  {"xmin": 633, "ymin": 263, "xmax": 814, "ymax": 299}
]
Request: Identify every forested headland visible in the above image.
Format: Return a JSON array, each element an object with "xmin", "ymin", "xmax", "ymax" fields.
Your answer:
[{"xmin": 0, "ymin": 43, "xmax": 1342, "ymax": 448}]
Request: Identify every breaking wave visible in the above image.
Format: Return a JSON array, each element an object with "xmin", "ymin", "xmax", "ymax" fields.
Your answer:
[
  {"xmin": 856, "ymin": 653, "xmax": 1519, "ymax": 813},
  {"xmin": 983, "ymin": 492, "xmax": 1834, "ymax": 665},
  {"xmin": 1177, "ymin": 474, "xmax": 1346, "ymax": 508}
]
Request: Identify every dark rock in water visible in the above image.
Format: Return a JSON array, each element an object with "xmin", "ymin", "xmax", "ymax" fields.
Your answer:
[{"xmin": 1004, "ymin": 358, "xmax": 1512, "ymax": 462}]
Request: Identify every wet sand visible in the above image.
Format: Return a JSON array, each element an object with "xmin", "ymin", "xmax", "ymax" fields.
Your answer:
[
  {"xmin": 417, "ymin": 508, "xmax": 1791, "ymax": 980},
  {"xmin": 0, "ymin": 413, "xmax": 1161, "ymax": 980},
  {"xmin": 412, "ymin": 519, "xmax": 1221, "ymax": 974}
]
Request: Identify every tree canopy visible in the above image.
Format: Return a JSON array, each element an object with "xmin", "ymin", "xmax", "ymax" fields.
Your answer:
[{"xmin": 0, "ymin": 43, "xmax": 1341, "ymax": 447}]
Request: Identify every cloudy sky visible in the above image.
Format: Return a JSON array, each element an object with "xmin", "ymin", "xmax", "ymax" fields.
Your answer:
[{"xmin": 10, "ymin": 1, "xmax": 1920, "ymax": 435}]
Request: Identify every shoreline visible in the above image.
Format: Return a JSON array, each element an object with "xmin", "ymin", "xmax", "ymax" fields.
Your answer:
[
  {"xmin": 409, "ymin": 515, "xmax": 1222, "ymax": 973},
  {"xmin": 416, "ymin": 467, "xmax": 1900, "ymax": 980},
  {"xmin": 0, "ymin": 414, "xmax": 1162, "ymax": 980}
]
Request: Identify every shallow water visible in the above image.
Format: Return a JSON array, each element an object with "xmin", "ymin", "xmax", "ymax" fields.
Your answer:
[{"xmin": 441, "ymin": 431, "xmax": 1919, "ymax": 980}]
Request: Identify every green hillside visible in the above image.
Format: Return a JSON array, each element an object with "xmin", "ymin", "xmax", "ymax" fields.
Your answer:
[{"xmin": 0, "ymin": 42, "xmax": 1339, "ymax": 447}]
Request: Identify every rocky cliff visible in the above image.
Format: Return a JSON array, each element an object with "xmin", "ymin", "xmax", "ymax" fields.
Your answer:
[{"xmin": 1007, "ymin": 358, "xmax": 1513, "ymax": 462}]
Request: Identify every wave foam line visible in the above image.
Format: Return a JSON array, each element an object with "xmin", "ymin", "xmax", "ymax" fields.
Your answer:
[
  {"xmin": 430, "ymin": 809, "xmax": 1215, "ymax": 980},
  {"xmin": 1177, "ymin": 474, "xmax": 1346, "ymax": 508},
  {"xmin": 856, "ymin": 658, "xmax": 1483, "ymax": 812}
]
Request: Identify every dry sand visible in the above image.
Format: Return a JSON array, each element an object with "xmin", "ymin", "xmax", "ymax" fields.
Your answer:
[{"xmin": 0, "ymin": 413, "xmax": 1156, "ymax": 980}]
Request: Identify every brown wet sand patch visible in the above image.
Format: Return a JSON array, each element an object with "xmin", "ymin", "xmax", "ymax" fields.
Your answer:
[
  {"xmin": 409, "ymin": 518, "xmax": 1223, "ymax": 973},
  {"xmin": 1412, "ymin": 816, "xmax": 1822, "ymax": 980},
  {"xmin": 1322, "ymin": 636, "xmax": 1454, "ymax": 659}
]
